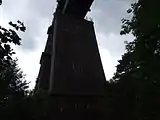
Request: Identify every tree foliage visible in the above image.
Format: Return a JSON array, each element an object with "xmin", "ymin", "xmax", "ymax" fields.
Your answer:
[
  {"xmin": 0, "ymin": 3, "xmax": 49, "ymax": 120},
  {"xmin": 0, "ymin": 21, "xmax": 26, "ymax": 61},
  {"xmin": 0, "ymin": 1, "xmax": 32, "ymax": 119},
  {"xmin": 0, "ymin": 2, "xmax": 27, "ymax": 104},
  {"xmin": 107, "ymin": 0, "xmax": 160, "ymax": 120},
  {"xmin": 0, "ymin": 24, "xmax": 30, "ymax": 119}
]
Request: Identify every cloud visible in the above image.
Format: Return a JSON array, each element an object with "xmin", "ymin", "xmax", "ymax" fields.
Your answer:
[
  {"xmin": 97, "ymin": 32, "xmax": 134, "ymax": 57},
  {"xmin": 14, "ymin": 47, "xmax": 42, "ymax": 89},
  {"xmin": 30, "ymin": 0, "xmax": 56, "ymax": 18},
  {"xmin": 1, "ymin": 0, "xmax": 56, "ymax": 51},
  {"xmin": 97, "ymin": 32, "xmax": 134, "ymax": 80},
  {"xmin": 99, "ymin": 47, "xmax": 117, "ymax": 80},
  {"xmin": 88, "ymin": 0, "xmax": 136, "ymax": 34},
  {"xmin": 1, "ymin": 0, "xmax": 136, "ymax": 89}
]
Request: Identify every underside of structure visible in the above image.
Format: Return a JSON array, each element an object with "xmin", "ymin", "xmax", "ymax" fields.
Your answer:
[{"xmin": 56, "ymin": 0, "xmax": 94, "ymax": 18}]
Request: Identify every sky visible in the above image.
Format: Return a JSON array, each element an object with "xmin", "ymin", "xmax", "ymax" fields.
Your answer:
[{"xmin": 0, "ymin": 0, "xmax": 136, "ymax": 89}]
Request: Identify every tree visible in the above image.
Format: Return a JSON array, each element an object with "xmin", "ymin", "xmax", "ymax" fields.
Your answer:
[
  {"xmin": 0, "ymin": 58, "xmax": 31, "ymax": 118},
  {"xmin": 0, "ymin": 2, "xmax": 27, "ymax": 104},
  {"xmin": 0, "ymin": 59, "xmax": 27, "ymax": 102},
  {"xmin": 0, "ymin": 1, "xmax": 27, "ymax": 97},
  {"xmin": 0, "ymin": 0, "xmax": 26, "ymax": 61},
  {"xmin": 0, "ymin": 21, "xmax": 26, "ymax": 61},
  {"xmin": 107, "ymin": 0, "xmax": 160, "ymax": 120},
  {"xmin": 0, "ymin": 3, "xmax": 49, "ymax": 120},
  {"xmin": 0, "ymin": 2, "xmax": 31, "ymax": 119}
]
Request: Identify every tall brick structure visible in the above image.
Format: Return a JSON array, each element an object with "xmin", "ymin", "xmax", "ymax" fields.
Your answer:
[{"xmin": 36, "ymin": 0, "xmax": 106, "ymax": 119}]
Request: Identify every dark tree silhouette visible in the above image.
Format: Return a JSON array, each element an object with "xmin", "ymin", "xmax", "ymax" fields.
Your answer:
[
  {"xmin": 0, "ymin": 2, "xmax": 32, "ymax": 119},
  {"xmin": 106, "ymin": 0, "xmax": 160, "ymax": 120},
  {"xmin": 0, "ymin": 59, "xmax": 30, "ymax": 118},
  {"xmin": 0, "ymin": 3, "xmax": 49, "ymax": 120},
  {"xmin": 0, "ymin": 2, "xmax": 27, "ymax": 105},
  {"xmin": 0, "ymin": 21, "xmax": 26, "ymax": 61}
]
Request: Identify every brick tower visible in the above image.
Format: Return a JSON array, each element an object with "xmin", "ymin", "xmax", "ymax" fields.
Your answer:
[{"xmin": 36, "ymin": 0, "xmax": 106, "ymax": 119}]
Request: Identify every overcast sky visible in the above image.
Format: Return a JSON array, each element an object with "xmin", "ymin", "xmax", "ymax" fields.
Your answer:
[{"xmin": 0, "ymin": 0, "xmax": 135, "ymax": 89}]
